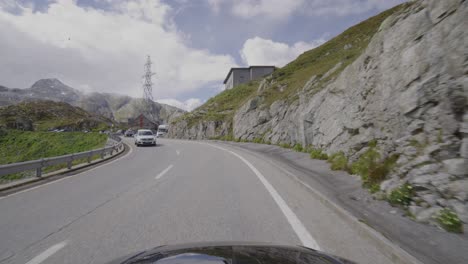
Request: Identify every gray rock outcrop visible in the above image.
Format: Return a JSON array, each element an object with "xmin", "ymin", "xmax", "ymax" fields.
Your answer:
[{"xmin": 171, "ymin": 0, "xmax": 468, "ymax": 226}]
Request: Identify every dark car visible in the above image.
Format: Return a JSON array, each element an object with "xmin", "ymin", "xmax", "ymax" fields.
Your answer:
[
  {"xmin": 124, "ymin": 130, "xmax": 135, "ymax": 137},
  {"xmin": 107, "ymin": 242, "xmax": 356, "ymax": 264}
]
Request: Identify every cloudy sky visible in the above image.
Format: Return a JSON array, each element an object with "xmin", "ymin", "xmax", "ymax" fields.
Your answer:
[{"xmin": 0, "ymin": 0, "xmax": 405, "ymax": 111}]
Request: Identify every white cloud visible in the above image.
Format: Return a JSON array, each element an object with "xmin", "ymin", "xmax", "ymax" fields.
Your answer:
[
  {"xmin": 214, "ymin": 0, "xmax": 405, "ymax": 20},
  {"xmin": 231, "ymin": 0, "xmax": 302, "ymax": 19},
  {"xmin": 301, "ymin": 0, "xmax": 406, "ymax": 16},
  {"xmin": 206, "ymin": 0, "xmax": 225, "ymax": 14},
  {"xmin": 240, "ymin": 37, "xmax": 325, "ymax": 67},
  {"xmin": 157, "ymin": 98, "xmax": 203, "ymax": 111},
  {"xmin": 0, "ymin": 0, "xmax": 237, "ymax": 99}
]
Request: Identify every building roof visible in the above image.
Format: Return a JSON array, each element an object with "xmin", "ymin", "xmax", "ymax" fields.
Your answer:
[
  {"xmin": 223, "ymin": 65, "xmax": 276, "ymax": 84},
  {"xmin": 128, "ymin": 113, "xmax": 159, "ymax": 125}
]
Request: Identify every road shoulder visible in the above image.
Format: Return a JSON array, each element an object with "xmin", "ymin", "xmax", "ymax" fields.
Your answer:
[{"xmin": 215, "ymin": 140, "xmax": 468, "ymax": 264}]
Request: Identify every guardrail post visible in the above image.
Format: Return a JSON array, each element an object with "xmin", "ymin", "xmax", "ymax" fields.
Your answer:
[
  {"xmin": 101, "ymin": 150, "xmax": 105, "ymax": 159},
  {"xmin": 87, "ymin": 152, "xmax": 92, "ymax": 163},
  {"xmin": 67, "ymin": 154, "xmax": 73, "ymax": 169},
  {"xmin": 36, "ymin": 158, "xmax": 44, "ymax": 177}
]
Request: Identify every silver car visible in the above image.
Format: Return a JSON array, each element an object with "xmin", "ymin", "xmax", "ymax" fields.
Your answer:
[{"xmin": 134, "ymin": 129, "xmax": 157, "ymax": 146}]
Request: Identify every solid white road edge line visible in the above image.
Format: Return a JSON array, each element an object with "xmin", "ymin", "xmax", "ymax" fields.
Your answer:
[
  {"xmin": 205, "ymin": 143, "xmax": 320, "ymax": 250},
  {"xmin": 0, "ymin": 142, "xmax": 134, "ymax": 201},
  {"xmin": 155, "ymin": 164, "xmax": 174, "ymax": 180},
  {"xmin": 25, "ymin": 240, "xmax": 68, "ymax": 264}
]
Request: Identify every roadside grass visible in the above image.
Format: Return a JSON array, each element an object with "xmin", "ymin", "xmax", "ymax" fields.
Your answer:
[
  {"xmin": 0, "ymin": 130, "xmax": 107, "ymax": 165},
  {"xmin": 0, "ymin": 130, "xmax": 108, "ymax": 183}
]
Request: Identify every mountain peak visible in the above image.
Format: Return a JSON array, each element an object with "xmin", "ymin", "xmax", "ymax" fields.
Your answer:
[{"xmin": 31, "ymin": 78, "xmax": 68, "ymax": 90}]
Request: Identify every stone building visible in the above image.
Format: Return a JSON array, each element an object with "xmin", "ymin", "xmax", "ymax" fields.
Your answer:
[{"xmin": 223, "ymin": 66, "xmax": 275, "ymax": 90}]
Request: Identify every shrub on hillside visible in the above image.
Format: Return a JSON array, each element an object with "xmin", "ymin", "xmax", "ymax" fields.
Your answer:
[
  {"xmin": 309, "ymin": 148, "xmax": 328, "ymax": 160},
  {"xmin": 435, "ymin": 209, "xmax": 463, "ymax": 233},
  {"xmin": 351, "ymin": 143, "xmax": 398, "ymax": 189},
  {"xmin": 327, "ymin": 151, "xmax": 349, "ymax": 171},
  {"xmin": 388, "ymin": 183, "xmax": 413, "ymax": 206},
  {"xmin": 293, "ymin": 143, "xmax": 304, "ymax": 152}
]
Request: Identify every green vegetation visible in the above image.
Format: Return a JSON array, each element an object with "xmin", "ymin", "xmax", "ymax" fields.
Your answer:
[
  {"xmin": 437, "ymin": 129, "xmax": 443, "ymax": 143},
  {"xmin": 259, "ymin": 3, "xmax": 409, "ymax": 106},
  {"xmin": 251, "ymin": 137, "xmax": 261, "ymax": 143},
  {"xmin": 279, "ymin": 143, "xmax": 292, "ymax": 149},
  {"xmin": 369, "ymin": 183, "xmax": 381, "ymax": 194},
  {"xmin": 388, "ymin": 183, "xmax": 414, "ymax": 206},
  {"xmin": 0, "ymin": 100, "xmax": 113, "ymax": 131},
  {"xmin": 327, "ymin": 151, "xmax": 349, "ymax": 171},
  {"xmin": 350, "ymin": 143, "xmax": 398, "ymax": 189},
  {"xmin": 172, "ymin": 81, "xmax": 259, "ymax": 130},
  {"xmin": 309, "ymin": 148, "xmax": 328, "ymax": 160},
  {"xmin": 0, "ymin": 130, "xmax": 107, "ymax": 165},
  {"xmin": 293, "ymin": 143, "xmax": 304, "ymax": 152},
  {"xmin": 435, "ymin": 209, "xmax": 463, "ymax": 233}
]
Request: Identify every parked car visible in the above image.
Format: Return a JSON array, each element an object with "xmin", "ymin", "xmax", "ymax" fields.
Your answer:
[{"xmin": 134, "ymin": 129, "xmax": 156, "ymax": 146}]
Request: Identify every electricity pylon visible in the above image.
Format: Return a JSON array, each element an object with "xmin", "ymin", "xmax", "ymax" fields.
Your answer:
[{"xmin": 142, "ymin": 55, "xmax": 156, "ymax": 123}]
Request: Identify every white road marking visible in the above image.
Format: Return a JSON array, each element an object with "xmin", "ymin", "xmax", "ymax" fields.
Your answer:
[
  {"xmin": 206, "ymin": 143, "xmax": 320, "ymax": 250},
  {"xmin": 0, "ymin": 142, "xmax": 134, "ymax": 201},
  {"xmin": 155, "ymin": 164, "xmax": 174, "ymax": 180},
  {"xmin": 25, "ymin": 240, "xmax": 68, "ymax": 264},
  {"xmin": 176, "ymin": 150, "xmax": 180, "ymax": 156}
]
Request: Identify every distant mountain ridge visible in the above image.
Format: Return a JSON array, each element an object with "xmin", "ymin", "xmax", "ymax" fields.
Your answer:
[
  {"xmin": 0, "ymin": 78, "xmax": 185, "ymax": 124},
  {"xmin": 0, "ymin": 100, "xmax": 114, "ymax": 131}
]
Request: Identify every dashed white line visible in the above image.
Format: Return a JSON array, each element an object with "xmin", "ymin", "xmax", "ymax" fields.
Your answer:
[
  {"xmin": 205, "ymin": 143, "xmax": 320, "ymax": 250},
  {"xmin": 25, "ymin": 240, "xmax": 68, "ymax": 264},
  {"xmin": 155, "ymin": 164, "xmax": 174, "ymax": 180}
]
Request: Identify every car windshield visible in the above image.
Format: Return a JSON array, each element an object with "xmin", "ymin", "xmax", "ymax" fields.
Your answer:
[{"xmin": 139, "ymin": 131, "xmax": 153, "ymax": 136}]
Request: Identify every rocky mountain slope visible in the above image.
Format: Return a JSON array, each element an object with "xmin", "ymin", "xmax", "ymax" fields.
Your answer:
[
  {"xmin": 170, "ymin": 0, "xmax": 468, "ymax": 229},
  {"xmin": 0, "ymin": 78, "xmax": 185, "ymax": 124},
  {"xmin": 0, "ymin": 100, "xmax": 114, "ymax": 131}
]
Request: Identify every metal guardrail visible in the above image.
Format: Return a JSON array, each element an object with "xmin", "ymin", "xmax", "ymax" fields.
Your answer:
[{"xmin": 0, "ymin": 134, "xmax": 124, "ymax": 178}]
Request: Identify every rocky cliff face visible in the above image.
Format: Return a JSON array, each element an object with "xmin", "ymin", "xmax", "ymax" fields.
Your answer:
[
  {"xmin": 0, "ymin": 78, "xmax": 185, "ymax": 124},
  {"xmin": 170, "ymin": 0, "xmax": 468, "ymax": 225}
]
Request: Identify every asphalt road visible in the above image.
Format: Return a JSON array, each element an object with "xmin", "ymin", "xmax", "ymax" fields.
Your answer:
[{"xmin": 0, "ymin": 138, "xmax": 400, "ymax": 264}]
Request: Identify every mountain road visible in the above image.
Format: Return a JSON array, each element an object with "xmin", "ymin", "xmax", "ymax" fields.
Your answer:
[{"xmin": 0, "ymin": 138, "xmax": 410, "ymax": 264}]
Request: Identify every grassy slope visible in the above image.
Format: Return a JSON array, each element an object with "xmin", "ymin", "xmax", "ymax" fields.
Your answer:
[
  {"xmin": 172, "ymin": 80, "xmax": 259, "ymax": 128},
  {"xmin": 0, "ymin": 100, "xmax": 113, "ymax": 131},
  {"xmin": 0, "ymin": 130, "xmax": 107, "ymax": 165},
  {"xmin": 261, "ymin": 3, "xmax": 407, "ymax": 106},
  {"xmin": 172, "ymin": 3, "xmax": 409, "ymax": 132}
]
